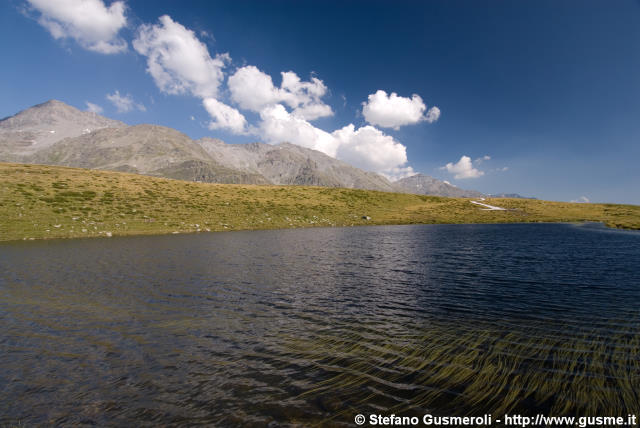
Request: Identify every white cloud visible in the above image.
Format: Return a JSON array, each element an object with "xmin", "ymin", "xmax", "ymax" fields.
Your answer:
[
  {"xmin": 258, "ymin": 104, "xmax": 410, "ymax": 176},
  {"xmin": 85, "ymin": 101, "xmax": 103, "ymax": 114},
  {"xmin": 27, "ymin": 0, "xmax": 127, "ymax": 54},
  {"xmin": 333, "ymin": 124, "xmax": 408, "ymax": 173},
  {"xmin": 132, "ymin": 15, "xmax": 241, "ymax": 132},
  {"xmin": 228, "ymin": 66, "xmax": 279, "ymax": 112},
  {"xmin": 86, "ymin": 14, "xmax": 426, "ymax": 175},
  {"xmin": 228, "ymin": 66, "xmax": 333, "ymax": 120},
  {"xmin": 475, "ymin": 155, "xmax": 491, "ymax": 164},
  {"xmin": 281, "ymin": 71, "xmax": 333, "ymax": 119},
  {"xmin": 258, "ymin": 104, "xmax": 339, "ymax": 156},
  {"xmin": 571, "ymin": 196, "xmax": 590, "ymax": 203},
  {"xmin": 442, "ymin": 155, "xmax": 485, "ymax": 179},
  {"xmin": 133, "ymin": 15, "xmax": 229, "ymax": 98},
  {"xmin": 203, "ymin": 98, "xmax": 248, "ymax": 134},
  {"xmin": 106, "ymin": 90, "xmax": 146, "ymax": 113},
  {"xmin": 362, "ymin": 90, "xmax": 439, "ymax": 129},
  {"xmin": 425, "ymin": 106, "xmax": 441, "ymax": 123},
  {"xmin": 291, "ymin": 102, "xmax": 334, "ymax": 121},
  {"xmin": 126, "ymin": 17, "xmax": 423, "ymax": 176}
]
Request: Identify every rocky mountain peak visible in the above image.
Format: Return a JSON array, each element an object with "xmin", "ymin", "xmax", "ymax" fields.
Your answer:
[{"xmin": 0, "ymin": 99, "xmax": 126, "ymax": 158}]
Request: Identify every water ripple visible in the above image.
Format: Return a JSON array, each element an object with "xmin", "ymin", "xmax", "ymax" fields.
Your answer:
[{"xmin": 1, "ymin": 223, "xmax": 639, "ymax": 425}]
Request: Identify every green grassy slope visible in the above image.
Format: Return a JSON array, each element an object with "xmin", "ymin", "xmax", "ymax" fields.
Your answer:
[{"xmin": 1, "ymin": 162, "xmax": 638, "ymax": 242}]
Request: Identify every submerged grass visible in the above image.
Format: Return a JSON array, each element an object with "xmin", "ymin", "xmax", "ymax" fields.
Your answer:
[
  {"xmin": 283, "ymin": 320, "xmax": 640, "ymax": 425},
  {"xmin": 0, "ymin": 162, "xmax": 638, "ymax": 242}
]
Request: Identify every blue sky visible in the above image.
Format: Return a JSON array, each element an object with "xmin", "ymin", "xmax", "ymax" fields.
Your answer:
[{"xmin": 1, "ymin": 0, "xmax": 639, "ymax": 204}]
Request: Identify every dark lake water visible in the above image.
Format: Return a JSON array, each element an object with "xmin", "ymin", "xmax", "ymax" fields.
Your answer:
[{"xmin": 1, "ymin": 223, "xmax": 639, "ymax": 426}]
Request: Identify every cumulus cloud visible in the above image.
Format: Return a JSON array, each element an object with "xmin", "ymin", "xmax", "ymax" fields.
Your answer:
[
  {"xmin": 203, "ymin": 98, "xmax": 248, "ymax": 134},
  {"xmin": 228, "ymin": 66, "xmax": 278, "ymax": 112},
  {"xmin": 442, "ymin": 155, "xmax": 485, "ymax": 179},
  {"xmin": 258, "ymin": 104, "xmax": 410, "ymax": 175},
  {"xmin": 106, "ymin": 90, "xmax": 145, "ymax": 113},
  {"xmin": 425, "ymin": 106, "xmax": 441, "ymax": 123},
  {"xmin": 333, "ymin": 124, "xmax": 408, "ymax": 173},
  {"xmin": 227, "ymin": 71, "xmax": 418, "ymax": 174},
  {"xmin": 362, "ymin": 90, "xmax": 440, "ymax": 129},
  {"xmin": 123, "ymin": 15, "xmax": 426, "ymax": 174},
  {"xmin": 228, "ymin": 66, "xmax": 333, "ymax": 120},
  {"xmin": 133, "ymin": 15, "xmax": 229, "ymax": 98},
  {"xmin": 259, "ymin": 104, "xmax": 339, "ymax": 156},
  {"xmin": 26, "ymin": 0, "xmax": 127, "ymax": 54},
  {"xmin": 281, "ymin": 71, "xmax": 333, "ymax": 119},
  {"xmin": 85, "ymin": 101, "xmax": 103, "ymax": 114},
  {"xmin": 124, "ymin": 15, "xmax": 431, "ymax": 177}
]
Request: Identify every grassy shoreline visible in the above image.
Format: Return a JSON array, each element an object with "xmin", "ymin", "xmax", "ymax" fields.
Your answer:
[{"xmin": 1, "ymin": 162, "xmax": 639, "ymax": 242}]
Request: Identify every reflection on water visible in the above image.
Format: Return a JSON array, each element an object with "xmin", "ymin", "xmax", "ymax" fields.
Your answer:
[{"xmin": 1, "ymin": 223, "xmax": 639, "ymax": 426}]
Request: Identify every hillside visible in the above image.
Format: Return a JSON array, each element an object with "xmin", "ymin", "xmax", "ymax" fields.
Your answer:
[
  {"xmin": 197, "ymin": 139, "xmax": 396, "ymax": 191},
  {"xmin": 29, "ymin": 124, "xmax": 269, "ymax": 184},
  {"xmin": 1, "ymin": 163, "xmax": 638, "ymax": 242},
  {"xmin": 0, "ymin": 100, "xmax": 475, "ymax": 196},
  {"xmin": 0, "ymin": 100, "xmax": 397, "ymax": 191}
]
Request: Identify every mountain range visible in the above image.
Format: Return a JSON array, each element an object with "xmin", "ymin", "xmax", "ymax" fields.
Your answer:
[{"xmin": 1, "ymin": 100, "xmax": 487, "ymax": 197}]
